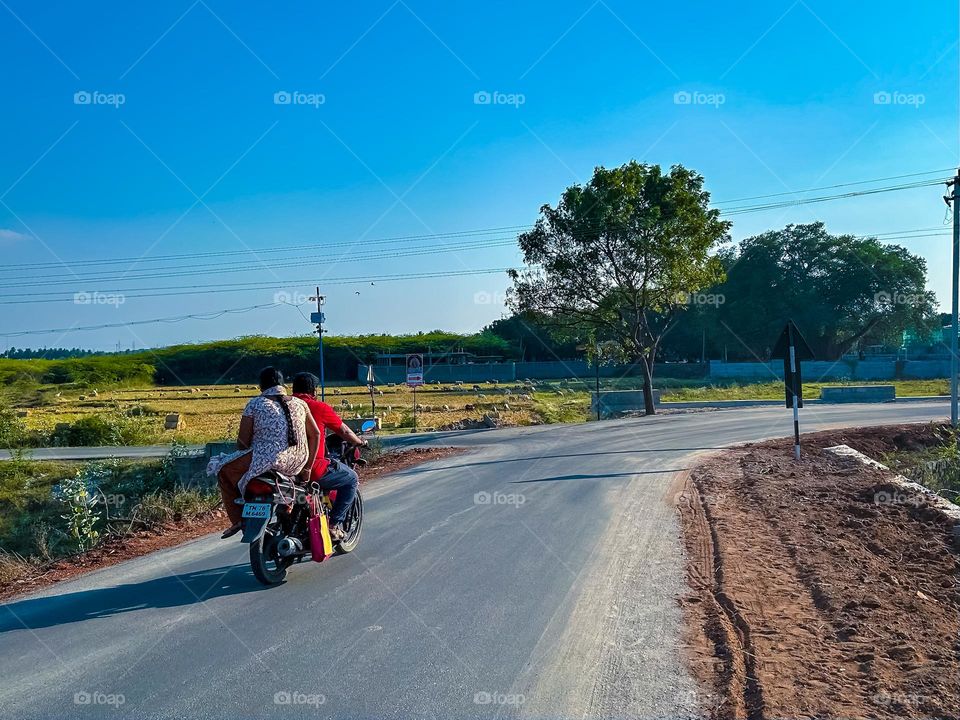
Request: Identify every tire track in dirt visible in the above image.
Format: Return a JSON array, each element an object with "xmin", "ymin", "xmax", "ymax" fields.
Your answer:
[
  {"xmin": 678, "ymin": 473, "xmax": 764, "ymax": 720},
  {"xmin": 678, "ymin": 424, "xmax": 960, "ymax": 720}
]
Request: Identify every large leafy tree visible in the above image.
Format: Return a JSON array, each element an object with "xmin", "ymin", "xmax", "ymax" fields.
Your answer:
[
  {"xmin": 508, "ymin": 161, "xmax": 730, "ymax": 414},
  {"xmin": 692, "ymin": 223, "xmax": 937, "ymax": 360}
]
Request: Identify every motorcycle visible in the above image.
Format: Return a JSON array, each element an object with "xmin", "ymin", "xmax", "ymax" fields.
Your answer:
[{"xmin": 237, "ymin": 424, "xmax": 372, "ymax": 585}]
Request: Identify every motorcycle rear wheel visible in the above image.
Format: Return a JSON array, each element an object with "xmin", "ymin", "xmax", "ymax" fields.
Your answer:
[{"xmin": 250, "ymin": 525, "xmax": 293, "ymax": 585}]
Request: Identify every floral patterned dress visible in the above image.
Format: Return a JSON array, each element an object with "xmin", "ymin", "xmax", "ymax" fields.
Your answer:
[{"xmin": 237, "ymin": 388, "xmax": 310, "ymax": 493}]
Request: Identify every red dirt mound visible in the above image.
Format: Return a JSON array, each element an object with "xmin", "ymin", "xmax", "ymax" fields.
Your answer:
[{"xmin": 678, "ymin": 424, "xmax": 959, "ymax": 720}]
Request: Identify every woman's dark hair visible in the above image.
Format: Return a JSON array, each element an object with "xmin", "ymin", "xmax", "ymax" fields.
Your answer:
[
  {"xmin": 258, "ymin": 366, "xmax": 298, "ymax": 446},
  {"xmin": 292, "ymin": 372, "xmax": 318, "ymax": 396},
  {"xmin": 258, "ymin": 366, "xmax": 284, "ymax": 391}
]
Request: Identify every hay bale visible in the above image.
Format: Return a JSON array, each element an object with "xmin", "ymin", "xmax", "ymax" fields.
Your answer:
[{"xmin": 164, "ymin": 413, "xmax": 184, "ymax": 430}]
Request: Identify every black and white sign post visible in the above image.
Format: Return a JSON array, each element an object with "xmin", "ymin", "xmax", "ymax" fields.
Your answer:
[{"xmin": 771, "ymin": 321, "xmax": 814, "ymax": 460}]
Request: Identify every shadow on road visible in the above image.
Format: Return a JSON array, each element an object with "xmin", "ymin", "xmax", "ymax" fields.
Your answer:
[
  {"xmin": 398, "ymin": 447, "xmax": 722, "ymax": 474},
  {"xmin": 511, "ymin": 469, "xmax": 689, "ymax": 483},
  {"xmin": 0, "ymin": 564, "xmax": 264, "ymax": 633}
]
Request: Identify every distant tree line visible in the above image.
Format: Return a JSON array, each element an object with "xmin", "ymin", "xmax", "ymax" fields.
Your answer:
[{"xmin": 1, "ymin": 347, "xmax": 104, "ymax": 360}]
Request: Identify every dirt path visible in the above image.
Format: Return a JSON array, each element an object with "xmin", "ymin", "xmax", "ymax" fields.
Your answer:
[{"xmin": 678, "ymin": 424, "xmax": 960, "ymax": 720}]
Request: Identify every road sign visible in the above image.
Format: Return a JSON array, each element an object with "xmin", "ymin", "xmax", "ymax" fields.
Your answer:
[
  {"xmin": 771, "ymin": 320, "xmax": 814, "ymax": 407},
  {"xmin": 406, "ymin": 353, "xmax": 424, "ymax": 387},
  {"xmin": 771, "ymin": 320, "xmax": 814, "ymax": 459}
]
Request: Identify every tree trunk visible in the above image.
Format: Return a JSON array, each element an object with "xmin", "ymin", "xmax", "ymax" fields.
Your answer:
[{"xmin": 641, "ymin": 354, "xmax": 656, "ymax": 416}]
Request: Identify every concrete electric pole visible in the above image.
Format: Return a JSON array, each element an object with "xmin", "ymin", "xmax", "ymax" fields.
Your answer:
[
  {"xmin": 946, "ymin": 171, "xmax": 960, "ymax": 428},
  {"xmin": 309, "ymin": 288, "xmax": 327, "ymax": 402}
]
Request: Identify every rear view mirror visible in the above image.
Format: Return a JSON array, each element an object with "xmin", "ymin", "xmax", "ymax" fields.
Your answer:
[{"xmin": 360, "ymin": 419, "xmax": 377, "ymax": 434}]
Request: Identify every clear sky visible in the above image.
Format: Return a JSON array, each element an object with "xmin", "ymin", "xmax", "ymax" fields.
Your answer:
[{"xmin": 0, "ymin": 0, "xmax": 956, "ymax": 351}]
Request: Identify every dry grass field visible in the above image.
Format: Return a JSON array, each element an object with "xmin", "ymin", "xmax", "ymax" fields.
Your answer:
[
  {"xmin": 13, "ymin": 380, "xmax": 593, "ymax": 445},
  {"xmin": 9, "ymin": 378, "xmax": 946, "ymax": 447}
]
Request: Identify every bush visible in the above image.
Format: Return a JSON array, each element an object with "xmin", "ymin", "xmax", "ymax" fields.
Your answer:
[
  {"xmin": 50, "ymin": 412, "xmax": 156, "ymax": 447},
  {"xmin": 137, "ymin": 488, "xmax": 219, "ymax": 525},
  {"xmin": 0, "ymin": 408, "xmax": 28, "ymax": 448}
]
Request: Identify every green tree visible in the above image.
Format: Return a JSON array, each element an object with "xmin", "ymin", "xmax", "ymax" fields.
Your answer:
[
  {"xmin": 703, "ymin": 223, "xmax": 937, "ymax": 360},
  {"xmin": 484, "ymin": 313, "xmax": 582, "ymax": 361},
  {"xmin": 508, "ymin": 161, "xmax": 730, "ymax": 414}
]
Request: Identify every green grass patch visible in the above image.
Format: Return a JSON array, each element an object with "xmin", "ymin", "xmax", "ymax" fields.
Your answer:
[
  {"xmin": 0, "ymin": 454, "xmax": 217, "ymax": 563},
  {"xmin": 531, "ymin": 392, "xmax": 590, "ymax": 424}
]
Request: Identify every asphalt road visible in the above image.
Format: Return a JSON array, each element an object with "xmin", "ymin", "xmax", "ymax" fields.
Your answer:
[{"xmin": 0, "ymin": 402, "xmax": 948, "ymax": 720}]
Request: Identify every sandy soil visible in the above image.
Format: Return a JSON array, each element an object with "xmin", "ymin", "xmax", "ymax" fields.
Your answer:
[
  {"xmin": 678, "ymin": 423, "xmax": 959, "ymax": 720},
  {"xmin": 1, "ymin": 446, "xmax": 461, "ymax": 602}
]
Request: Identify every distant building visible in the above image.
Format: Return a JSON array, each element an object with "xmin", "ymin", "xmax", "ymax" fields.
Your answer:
[{"xmin": 372, "ymin": 350, "xmax": 503, "ymax": 367}]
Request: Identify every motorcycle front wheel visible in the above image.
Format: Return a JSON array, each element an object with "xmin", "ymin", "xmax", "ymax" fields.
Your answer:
[{"xmin": 335, "ymin": 491, "xmax": 363, "ymax": 554}]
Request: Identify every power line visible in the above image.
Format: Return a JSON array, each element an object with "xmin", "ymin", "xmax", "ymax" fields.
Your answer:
[
  {"xmin": 0, "ymin": 301, "xmax": 286, "ymax": 338},
  {"xmin": 4, "ymin": 168, "xmax": 952, "ymax": 275},
  {"xmin": 0, "ymin": 267, "xmax": 513, "ymax": 305},
  {"xmin": 0, "ymin": 237, "xmax": 520, "ymax": 289},
  {"xmin": 713, "ymin": 168, "xmax": 955, "ymax": 204},
  {"xmin": 718, "ymin": 178, "xmax": 948, "ymax": 215},
  {"xmin": 0, "ymin": 225, "xmax": 532, "ymax": 273}
]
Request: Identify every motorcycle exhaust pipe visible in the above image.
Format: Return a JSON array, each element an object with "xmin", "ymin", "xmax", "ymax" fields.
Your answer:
[{"xmin": 277, "ymin": 537, "xmax": 304, "ymax": 557}]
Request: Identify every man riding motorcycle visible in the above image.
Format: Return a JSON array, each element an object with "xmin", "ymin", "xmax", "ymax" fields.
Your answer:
[{"xmin": 291, "ymin": 372, "xmax": 366, "ymax": 541}]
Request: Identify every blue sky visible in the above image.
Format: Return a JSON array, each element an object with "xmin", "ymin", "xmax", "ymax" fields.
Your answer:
[{"xmin": 0, "ymin": 0, "xmax": 956, "ymax": 351}]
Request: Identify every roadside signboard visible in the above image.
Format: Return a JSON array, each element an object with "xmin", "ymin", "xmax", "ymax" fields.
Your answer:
[
  {"xmin": 771, "ymin": 320, "xmax": 815, "ymax": 459},
  {"xmin": 406, "ymin": 353, "xmax": 424, "ymax": 387}
]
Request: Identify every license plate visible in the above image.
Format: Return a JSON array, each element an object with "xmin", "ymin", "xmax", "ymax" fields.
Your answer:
[{"xmin": 242, "ymin": 502, "xmax": 272, "ymax": 519}]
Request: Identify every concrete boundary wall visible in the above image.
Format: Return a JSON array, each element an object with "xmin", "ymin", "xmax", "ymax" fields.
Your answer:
[
  {"xmin": 820, "ymin": 385, "xmax": 896, "ymax": 403},
  {"xmin": 357, "ymin": 359, "xmax": 951, "ymax": 384},
  {"xmin": 709, "ymin": 359, "xmax": 948, "ymax": 382}
]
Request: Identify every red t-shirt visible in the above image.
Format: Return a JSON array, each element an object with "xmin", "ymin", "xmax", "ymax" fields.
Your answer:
[{"xmin": 294, "ymin": 393, "xmax": 344, "ymax": 480}]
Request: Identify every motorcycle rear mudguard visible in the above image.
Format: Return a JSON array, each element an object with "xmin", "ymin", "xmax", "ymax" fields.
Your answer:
[{"xmin": 240, "ymin": 514, "xmax": 271, "ymax": 544}]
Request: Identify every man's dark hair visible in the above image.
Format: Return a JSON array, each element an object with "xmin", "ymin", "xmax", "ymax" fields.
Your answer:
[
  {"xmin": 292, "ymin": 372, "xmax": 318, "ymax": 396},
  {"xmin": 258, "ymin": 366, "xmax": 284, "ymax": 391}
]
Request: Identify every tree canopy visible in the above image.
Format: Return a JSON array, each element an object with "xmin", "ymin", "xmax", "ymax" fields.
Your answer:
[
  {"xmin": 508, "ymin": 161, "xmax": 730, "ymax": 412},
  {"xmin": 665, "ymin": 222, "xmax": 937, "ymax": 360}
]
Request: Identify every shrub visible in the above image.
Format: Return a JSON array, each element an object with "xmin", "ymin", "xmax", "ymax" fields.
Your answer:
[
  {"xmin": 56, "ymin": 469, "xmax": 102, "ymax": 550},
  {"xmin": 50, "ymin": 412, "xmax": 156, "ymax": 447},
  {"xmin": 137, "ymin": 487, "xmax": 219, "ymax": 525},
  {"xmin": 0, "ymin": 408, "xmax": 28, "ymax": 448}
]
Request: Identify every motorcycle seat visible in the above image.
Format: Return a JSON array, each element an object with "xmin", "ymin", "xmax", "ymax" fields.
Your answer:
[{"xmin": 256, "ymin": 470, "xmax": 299, "ymax": 485}]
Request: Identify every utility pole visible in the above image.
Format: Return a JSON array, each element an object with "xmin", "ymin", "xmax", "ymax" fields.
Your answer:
[
  {"xmin": 946, "ymin": 171, "xmax": 960, "ymax": 427},
  {"xmin": 309, "ymin": 287, "xmax": 327, "ymax": 402},
  {"xmin": 595, "ymin": 342, "xmax": 601, "ymax": 421}
]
